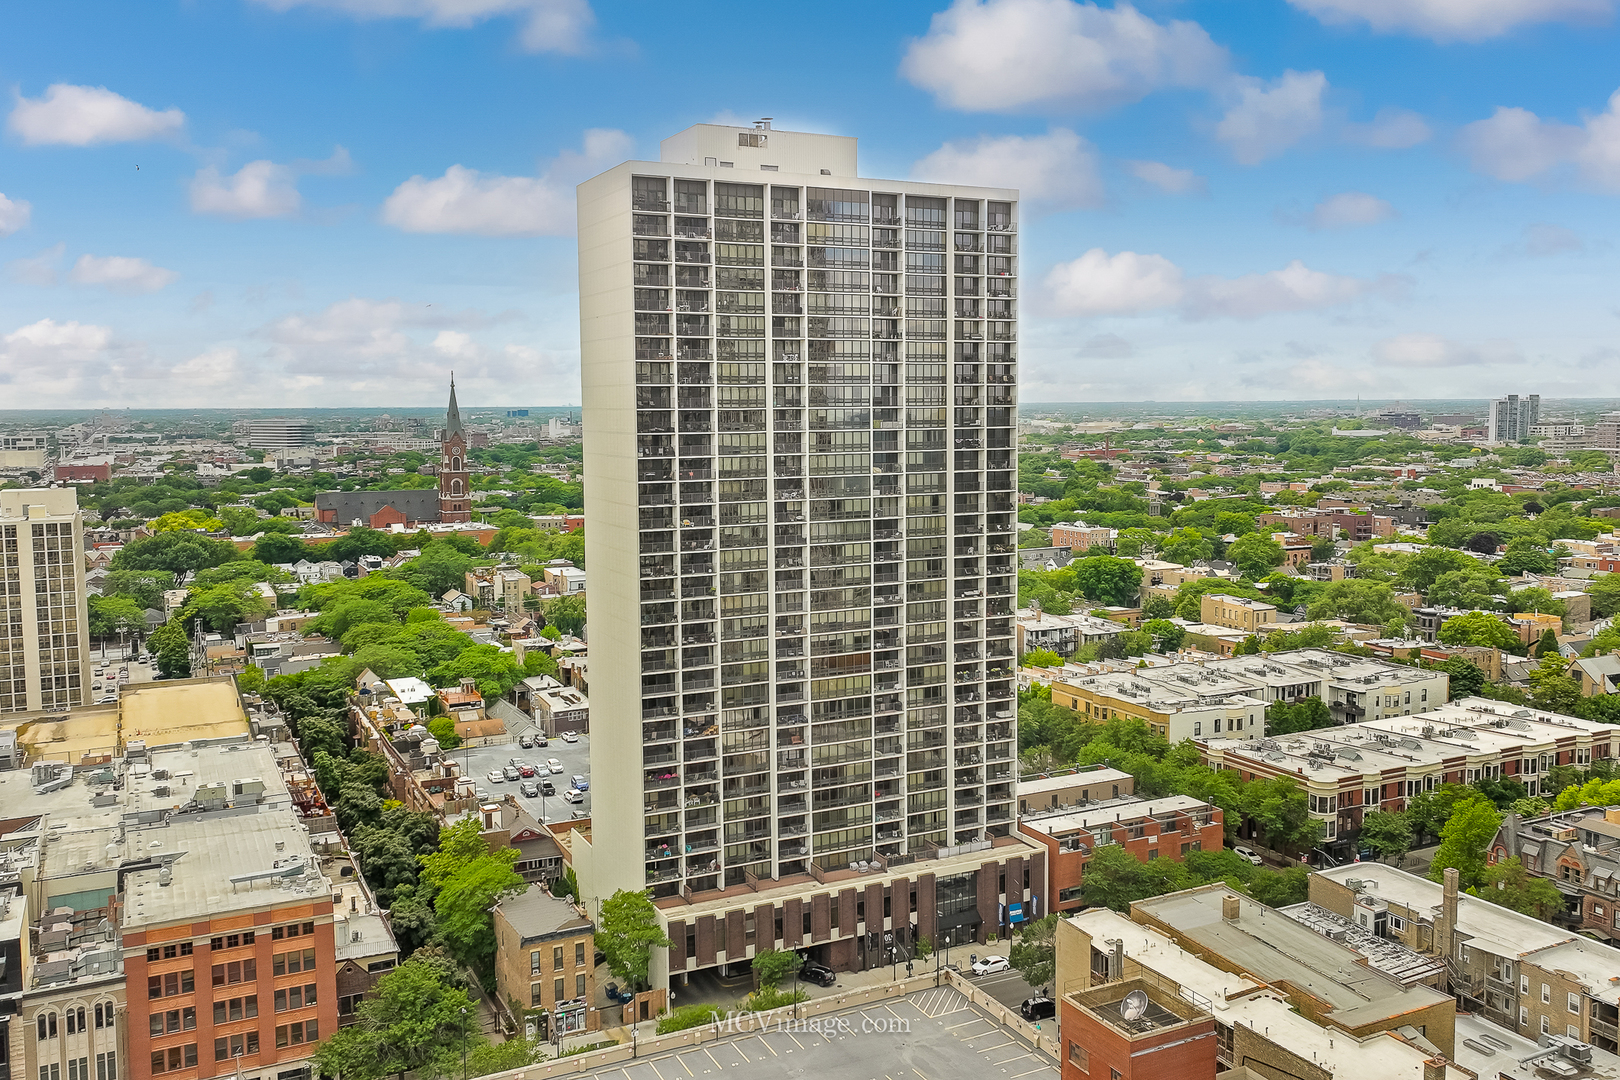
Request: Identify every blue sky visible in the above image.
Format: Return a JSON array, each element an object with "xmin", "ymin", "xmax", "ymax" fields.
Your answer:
[{"xmin": 3, "ymin": 0, "xmax": 1620, "ymax": 409}]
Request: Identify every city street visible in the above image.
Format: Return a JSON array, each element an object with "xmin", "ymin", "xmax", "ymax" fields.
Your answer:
[{"xmin": 450, "ymin": 730, "xmax": 592, "ymax": 825}]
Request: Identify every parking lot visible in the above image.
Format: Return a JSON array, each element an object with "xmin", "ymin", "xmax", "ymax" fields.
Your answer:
[
  {"xmin": 451, "ymin": 727, "xmax": 592, "ymax": 825},
  {"xmin": 89, "ymin": 656, "xmax": 157, "ymax": 703},
  {"xmin": 564, "ymin": 987, "xmax": 1055, "ymax": 1080}
]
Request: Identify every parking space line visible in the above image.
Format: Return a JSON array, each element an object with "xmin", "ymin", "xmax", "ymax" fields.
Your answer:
[
  {"xmin": 753, "ymin": 1035, "xmax": 778, "ymax": 1057},
  {"xmin": 644, "ymin": 1059, "xmax": 668, "ymax": 1080},
  {"xmin": 913, "ymin": 1069, "xmax": 931, "ymax": 1080},
  {"xmin": 972, "ymin": 1039, "xmax": 1015, "ymax": 1055},
  {"xmin": 1009, "ymin": 1067, "xmax": 1052, "ymax": 1078},
  {"xmin": 947, "ymin": 1017, "xmax": 990, "ymax": 1030},
  {"xmin": 990, "ymin": 1052, "xmax": 1031, "ymax": 1066}
]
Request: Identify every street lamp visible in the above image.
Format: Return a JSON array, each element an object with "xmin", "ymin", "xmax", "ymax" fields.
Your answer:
[{"xmin": 459, "ymin": 1007, "xmax": 468, "ymax": 1080}]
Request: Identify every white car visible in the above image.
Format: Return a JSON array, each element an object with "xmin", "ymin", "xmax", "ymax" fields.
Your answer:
[
  {"xmin": 563, "ymin": 788, "xmax": 585, "ymax": 804},
  {"xmin": 487, "ymin": 769, "xmax": 505, "ymax": 784},
  {"xmin": 547, "ymin": 758, "xmax": 564, "ymax": 774},
  {"xmin": 1233, "ymin": 845, "xmax": 1263, "ymax": 866},
  {"xmin": 562, "ymin": 731, "xmax": 579, "ymax": 743},
  {"xmin": 971, "ymin": 956, "xmax": 1010, "ymax": 976}
]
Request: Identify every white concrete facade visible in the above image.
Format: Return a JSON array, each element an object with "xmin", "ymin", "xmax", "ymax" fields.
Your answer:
[
  {"xmin": 0, "ymin": 489, "xmax": 92, "ymax": 714},
  {"xmin": 577, "ymin": 123, "xmax": 1020, "ymax": 924}
]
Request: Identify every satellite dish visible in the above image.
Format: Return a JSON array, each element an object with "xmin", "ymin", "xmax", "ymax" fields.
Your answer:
[{"xmin": 1120, "ymin": 990, "xmax": 1149, "ymax": 1021}]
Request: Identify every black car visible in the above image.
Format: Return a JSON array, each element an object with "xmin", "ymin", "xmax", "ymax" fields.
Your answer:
[
  {"xmin": 1020, "ymin": 997, "xmax": 1055, "ymax": 1021},
  {"xmin": 541, "ymin": 780, "xmax": 556, "ymax": 796},
  {"xmin": 799, "ymin": 960, "xmax": 837, "ymax": 987}
]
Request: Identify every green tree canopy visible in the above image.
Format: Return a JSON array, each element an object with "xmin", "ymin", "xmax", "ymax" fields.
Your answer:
[
  {"xmin": 1264, "ymin": 696, "xmax": 1332, "ymax": 736},
  {"xmin": 1226, "ymin": 533, "xmax": 1286, "ymax": 578},
  {"xmin": 1359, "ymin": 810, "xmax": 1414, "ymax": 864},
  {"xmin": 311, "ymin": 956, "xmax": 481, "ymax": 1080},
  {"xmin": 1429, "ymin": 793, "xmax": 1503, "ymax": 890},
  {"xmin": 1439, "ymin": 611, "xmax": 1519, "ymax": 650},
  {"xmin": 102, "ymin": 569, "xmax": 177, "ymax": 611},
  {"xmin": 598, "ymin": 889, "xmax": 674, "ymax": 992},
  {"xmin": 1071, "ymin": 555, "xmax": 1144, "ymax": 606},
  {"xmin": 110, "ymin": 532, "xmax": 240, "ymax": 583},
  {"xmin": 1474, "ymin": 856, "xmax": 1564, "ymax": 921}
]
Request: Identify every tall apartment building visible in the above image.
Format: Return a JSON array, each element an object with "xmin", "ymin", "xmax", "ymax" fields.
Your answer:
[
  {"xmin": 0, "ymin": 489, "xmax": 92, "ymax": 713},
  {"xmin": 1487, "ymin": 393, "xmax": 1540, "ymax": 444},
  {"xmin": 576, "ymin": 123, "xmax": 1028, "ymax": 984},
  {"xmin": 244, "ymin": 419, "xmax": 315, "ymax": 450}
]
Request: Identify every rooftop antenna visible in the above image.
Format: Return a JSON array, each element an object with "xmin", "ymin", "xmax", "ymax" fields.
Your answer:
[
  {"xmin": 1120, "ymin": 989, "xmax": 1149, "ymax": 1020},
  {"xmin": 756, "ymin": 118, "xmax": 773, "ymax": 130}
]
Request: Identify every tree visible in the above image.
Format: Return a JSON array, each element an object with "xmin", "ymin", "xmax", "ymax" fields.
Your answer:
[
  {"xmin": 1427, "ymin": 568, "xmax": 1505, "ymax": 610},
  {"xmin": 1358, "ymin": 811, "xmax": 1413, "ymax": 864},
  {"xmin": 181, "ymin": 583, "xmax": 270, "ymax": 633},
  {"xmin": 391, "ymin": 541, "xmax": 475, "ymax": 598},
  {"xmin": 250, "ymin": 532, "xmax": 311, "ymax": 565},
  {"xmin": 1438, "ymin": 611, "xmax": 1518, "ymax": 651},
  {"xmin": 192, "ymin": 560, "xmax": 294, "ymax": 588},
  {"xmin": 149, "ymin": 509, "xmax": 225, "ymax": 532},
  {"xmin": 1141, "ymin": 594, "xmax": 1176, "ymax": 620},
  {"xmin": 1589, "ymin": 574, "xmax": 1620, "ymax": 619},
  {"xmin": 1264, "ymin": 697, "xmax": 1332, "ymax": 736},
  {"xmin": 1429, "ymin": 793, "xmax": 1502, "ymax": 890},
  {"xmin": 1402, "ymin": 547, "xmax": 1482, "ymax": 593},
  {"xmin": 1142, "ymin": 619, "xmax": 1185, "ymax": 652},
  {"xmin": 429, "ymin": 644, "xmax": 526, "ymax": 699},
  {"xmin": 1436, "ymin": 657, "xmax": 1485, "ymax": 700},
  {"xmin": 1465, "ymin": 531, "xmax": 1502, "ymax": 554},
  {"xmin": 1406, "ymin": 784, "xmax": 1472, "ymax": 843},
  {"xmin": 598, "ymin": 889, "xmax": 674, "ymax": 992},
  {"xmin": 1528, "ymin": 653, "xmax": 1581, "ymax": 714},
  {"xmin": 149, "ymin": 620, "xmax": 191, "ymax": 679},
  {"xmin": 88, "ymin": 595, "xmax": 146, "ymax": 639},
  {"xmin": 751, "ymin": 948, "xmax": 802, "ymax": 991},
  {"xmin": 1246, "ymin": 866, "xmax": 1309, "ymax": 908},
  {"xmin": 418, "ymin": 819, "xmax": 523, "ymax": 978},
  {"xmin": 110, "ymin": 532, "xmax": 239, "ymax": 583},
  {"xmin": 1304, "ymin": 579, "xmax": 1403, "ymax": 625},
  {"xmin": 1510, "ymin": 587, "xmax": 1565, "ymax": 616},
  {"xmin": 311, "ymin": 956, "xmax": 480, "ymax": 1080},
  {"xmin": 1499, "ymin": 537, "xmax": 1555, "ymax": 575},
  {"xmin": 426, "ymin": 715, "xmax": 462, "ymax": 750},
  {"xmin": 1022, "ymin": 648, "xmax": 1065, "ymax": 668},
  {"xmin": 1226, "ymin": 533, "xmax": 1286, "ymax": 578},
  {"xmin": 1476, "ymin": 856, "xmax": 1565, "ymax": 921},
  {"xmin": 543, "ymin": 594, "xmax": 587, "ymax": 636},
  {"xmin": 1238, "ymin": 775, "xmax": 1322, "ymax": 856},
  {"xmin": 218, "ymin": 507, "xmax": 264, "ymax": 536},
  {"xmin": 1071, "ymin": 555, "xmax": 1143, "ymax": 606},
  {"xmin": 1534, "ymin": 627, "xmax": 1560, "ymax": 657},
  {"xmin": 103, "ymin": 569, "xmax": 177, "ymax": 611},
  {"xmin": 1007, "ymin": 914, "xmax": 1058, "ymax": 990}
]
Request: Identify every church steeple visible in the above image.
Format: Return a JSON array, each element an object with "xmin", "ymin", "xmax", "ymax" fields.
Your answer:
[
  {"xmin": 444, "ymin": 373, "xmax": 465, "ymax": 439},
  {"xmin": 437, "ymin": 373, "xmax": 471, "ymax": 524}
]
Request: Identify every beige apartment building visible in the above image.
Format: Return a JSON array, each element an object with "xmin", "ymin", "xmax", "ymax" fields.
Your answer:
[
  {"xmin": 574, "ymin": 121, "xmax": 1026, "ymax": 989},
  {"xmin": 1, "ymin": 488, "xmax": 92, "ymax": 713},
  {"xmin": 1198, "ymin": 593, "xmax": 1277, "ymax": 633}
]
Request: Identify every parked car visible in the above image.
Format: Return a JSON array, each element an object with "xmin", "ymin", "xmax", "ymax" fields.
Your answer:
[
  {"xmin": 535, "ymin": 735, "xmax": 548, "ymax": 747},
  {"xmin": 1020, "ymin": 997, "xmax": 1055, "ymax": 1021},
  {"xmin": 518, "ymin": 763, "xmax": 536, "ymax": 778},
  {"xmin": 518, "ymin": 735, "xmax": 534, "ymax": 749},
  {"xmin": 547, "ymin": 759, "xmax": 564, "ymax": 774},
  {"xmin": 541, "ymin": 780, "xmax": 556, "ymax": 797},
  {"xmin": 1233, "ymin": 845, "xmax": 1263, "ymax": 866},
  {"xmin": 604, "ymin": 983, "xmax": 634, "ymax": 1004},
  {"xmin": 563, "ymin": 788, "xmax": 585, "ymax": 804},
  {"xmin": 503, "ymin": 765, "xmax": 521, "ymax": 781},
  {"xmin": 519, "ymin": 782, "xmax": 540, "ymax": 798},
  {"xmin": 971, "ymin": 956, "xmax": 1010, "ymax": 976},
  {"xmin": 572, "ymin": 775, "xmax": 589, "ymax": 792},
  {"xmin": 562, "ymin": 731, "xmax": 579, "ymax": 743},
  {"xmin": 799, "ymin": 960, "xmax": 837, "ymax": 987},
  {"xmin": 486, "ymin": 769, "xmax": 505, "ymax": 783}
]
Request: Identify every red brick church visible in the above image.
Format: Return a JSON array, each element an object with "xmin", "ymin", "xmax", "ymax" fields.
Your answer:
[{"xmin": 314, "ymin": 376, "xmax": 475, "ymax": 528}]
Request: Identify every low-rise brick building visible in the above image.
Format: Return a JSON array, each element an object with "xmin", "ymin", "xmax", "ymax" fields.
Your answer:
[{"xmin": 492, "ymin": 886, "xmax": 597, "ymax": 1041}]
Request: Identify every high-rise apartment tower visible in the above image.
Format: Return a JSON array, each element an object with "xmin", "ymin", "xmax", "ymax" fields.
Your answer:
[
  {"xmin": 576, "ymin": 124, "xmax": 1029, "ymax": 978},
  {"xmin": 1487, "ymin": 393, "xmax": 1540, "ymax": 444},
  {"xmin": 0, "ymin": 488, "xmax": 91, "ymax": 713}
]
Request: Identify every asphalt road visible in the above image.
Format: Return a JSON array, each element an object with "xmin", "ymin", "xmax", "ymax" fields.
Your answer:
[
  {"xmin": 967, "ymin": 967, "xmax": 1043, "ymax": 1012},
  {"xmin": 451, "ymin": 730, "xmax": 593, "ymax": 825}
]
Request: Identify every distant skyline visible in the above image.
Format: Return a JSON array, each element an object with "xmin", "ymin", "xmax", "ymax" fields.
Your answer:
[{"xmin": 5, "ymin": 1, "xmax": 1620, "ymax": 407}]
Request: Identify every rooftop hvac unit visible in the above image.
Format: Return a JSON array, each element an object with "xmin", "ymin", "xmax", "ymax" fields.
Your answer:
[{"xmin": 1552, "ymin": 826, "xmax": 1578, "ymax": 842}]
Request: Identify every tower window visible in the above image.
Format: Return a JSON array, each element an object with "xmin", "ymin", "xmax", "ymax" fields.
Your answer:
[{"xmin": 452, "ymin": 457, "xmax": 461, "ymax": 472}]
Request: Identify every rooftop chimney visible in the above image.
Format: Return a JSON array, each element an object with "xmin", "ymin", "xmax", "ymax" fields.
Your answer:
[
  {"xmin": 1223, "ymin": 893, "xmax": 1241, "ymax": 921},
  {"xmin": 1423, "ymin": 1057, "xmax": 1447, "ymax": 1080},
  {"xmin": 1438, "ymin": 867, "xmax": 1459, "ymax": 963}
]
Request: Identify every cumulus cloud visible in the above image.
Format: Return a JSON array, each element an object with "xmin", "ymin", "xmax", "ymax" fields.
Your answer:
[
  {"xmin": 68, "ymin": 254, "xmax": 179, "ymax": 294},
  {"xmin": 1045, "ymin": 249, "xmax": 1185, "ymax": 317},
  {"xmin": 382, "ymin": 128, "xmax": 633, "ymax": 236},
  {"xmin": 1305, "ymin": 192, "xmax": 1396, "ymax": 229},
  {"xmin": 189, "ymin": 160, "xmax": 302, "ymax": 219},
  {"xmin": 1215, "ymin": 70, "xmax": 1327, "ymax": 165},
  {"xmin": 1342, "ymin": 107, "xmax": 1432, "ymax": 149},
  {"xmin": 1372, "ymin": 332, "xmax": 1524, "ymax": 367},
  {"xmin": 6, "ymin": 243, "xmax": 63, "ymax": 286},
  {"xmin": 1458, "ymin": 90, "xmax": 1620, "ymax": 190},
  {"xmin": 1286, "ymin": 0, "xmax": 1614, "ymax": 42},
  {"xmin": 169, "ymin": 346, "xmax": 243, "ymax": 387},
  {"xmin": 7, "ymin": 84, "xmax": 184, "ymax": 146},
  {"xmin": 900, "ymin": 0, "xmax": 1227, "ymax": 113},
  {"xmin": 0, "ymin": 318, "xmax": 121, "ymax": 400},
  {"xmin": 250, "ymin": 0, "xmax": 599, "ymax": 54},
  {"xmin": 1045, "ymin": 247, "xmax": 1406, "ymax": 320},
  {"xmin": 911, "ymin": 129, "xmax": 1103, "ymax": 210},
  {"xmin": 0, "ymin": 192, "xmax": 31, "ymax": 235},
  {"xmin": 1124, "ymin": 160, "xmax": 1206, "ymax": 195}
]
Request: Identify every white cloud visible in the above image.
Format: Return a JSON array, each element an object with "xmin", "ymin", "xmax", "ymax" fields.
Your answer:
[
  {"xmin": 0, "ymin": 318, "xmax": 120, "ymax": 401},
  {"xmin": 1458, "ymin": 106, "xmax": 1585, "ymax": 183},
  {"xmin": 1124, "ymin": 160, "xmax": 1205, "ymax": 195},
  {"xmin": 1215, "ymin": 70, "xmax": 1327, "ymax": 165},
  {"xmin": 1342, "ymin": 107, "xmax": 1432, "ymax": 149},
  {"xmin": 1045, "ymin": 247, "xmax": 1405, "ymax": 319},
  {"xmin": 911, "ymin": 129, "xmax": 1103, "ymax": 210},
  {"xmin": 1044, "ymin": 249, "xmax": 1185, "ymax": 316},
  {"xmin": 0, "ymin": 192, "xmax": 30, "ymax": 235},
  {"xmin": 251, "ymin": 0, "xmax": 599, "ymax": 54},
  {"xmin": 899, "ymin": 0, "xmax": 1227, "ymax": 113},
  {"xmin": 68, "ymin": 254, "xmax": 179, "ymax": 294},
  {"xmin": 7, "ymin": 84, "xmax": 184, "ymax": 146},
  {"xmin": 382, "ymin": 127, "xmax": 633, "ymax": 236},
  {"xmin": 6, "ymin": 243, "xmax": 63, "ymax": 286},
  {"xmin": 1307, "ymin": 192, "xmax": 1396, "ymax": 229},
  {"xmin": 169, "ymin": 346, "xmax": 243, "ymax": 387},
  {"xmin": 1287, "ymin": 0, "xmax": 1614, "ymax": 42},
  {"xmin": 189, "ymin": 160, "xmax": 302, "ymax": 219},
  {"xmin": 1372, "ymin": 332, "xmax": 1523, "ymax": 367}
]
